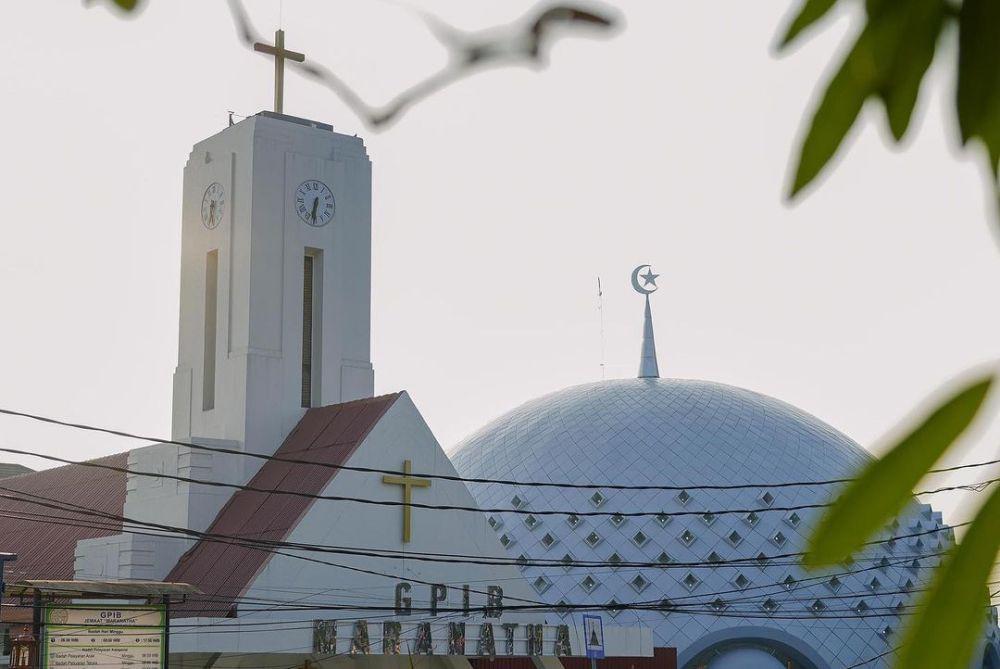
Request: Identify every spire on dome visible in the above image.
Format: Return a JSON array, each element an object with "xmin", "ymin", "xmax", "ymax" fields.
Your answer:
[{"xmin": 630, "ymin": 264, "xmax": 660, "ymax": 379}]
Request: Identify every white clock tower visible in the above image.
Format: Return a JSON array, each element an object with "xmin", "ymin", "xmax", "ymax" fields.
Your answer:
[
  {"xmin": 76, "ymin": 34, "xmax": 379, "ymax": 580},
  {"xmin": 171, "ymin": 111, "xmax": 375, "ymax": 460}
]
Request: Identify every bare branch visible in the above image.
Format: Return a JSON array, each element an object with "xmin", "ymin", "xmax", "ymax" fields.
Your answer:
[{"xmin": 227, "ymin": 0, "xmax": 621, "ymax": 129}]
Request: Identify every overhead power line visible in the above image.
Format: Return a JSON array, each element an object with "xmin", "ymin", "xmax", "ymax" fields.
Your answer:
[
  {"xmin": 1, "ymin": 488, "xmax": 992, "ymax": 637},
  {"xmin": 0, "ymin": 438, "xmax": 994, "ymax": 523},
  {"xmin": 6, "ymin": 406, "xmax": 997, "ymax": 493},
  {"xmin": 0, "ymin": 483, "xmax": 959, "ymax": 572}
]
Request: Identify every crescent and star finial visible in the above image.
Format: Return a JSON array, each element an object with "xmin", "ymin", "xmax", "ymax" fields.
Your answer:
[
  {"xmin": 632, "ymin": 264, "xmax": 660, "ymax": 378},
  {"xmin": 630, "ymin": 264, "xmax": 659, "ymax": 295}
]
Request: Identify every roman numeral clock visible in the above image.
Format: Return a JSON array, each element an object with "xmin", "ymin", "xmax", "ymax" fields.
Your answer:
[{"xmin": 295, "ymin": 179, "xmax": 335, "ymax": 227}]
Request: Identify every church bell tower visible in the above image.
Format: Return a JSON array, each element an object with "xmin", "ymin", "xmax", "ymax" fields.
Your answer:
[{"xmin": 171, "ymin": 111, "xmax": 374, "ymax": 458}]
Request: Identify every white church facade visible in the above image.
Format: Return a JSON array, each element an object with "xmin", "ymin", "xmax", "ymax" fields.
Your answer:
[{"xmin": 0, "ymin": 104, "xmax": 998, "ymax": 669}]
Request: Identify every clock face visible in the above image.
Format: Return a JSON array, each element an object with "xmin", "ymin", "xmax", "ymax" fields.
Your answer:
[
  {"xmin": 201, "ymin": 182, "xmax": 225, "ymax": 230},
  {"xmin": 295, "ymin": 180, "xmax": 336, "ymax": 227}
]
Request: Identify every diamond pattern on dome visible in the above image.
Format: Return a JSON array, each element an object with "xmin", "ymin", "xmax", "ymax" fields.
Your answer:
[
  {"xmin": 540, "ymin": 532, "xmax": 558, "ymax": 549},
  {"xmin": 487, "ymin": 515, "xmax": 503, "ymax": 530},
  {"xmin": 826, "ymin": 576, "xmax": 842, "ymax": 593},
  {"xmin": 809, "ymin": 599, "xmax": 827, "ymax": 614},
  {"xmin": 632, "ymin": 530, "xmax": 649, "ymax": 547},
  {"xmin": 515, "ymin": 554, "xmax": 528, "ymax": 570},
  {"xmin": 449, "ymin": 378, "xmax": 983, "ymax": 669},
  {"xmin": 732, "ymin": 573, "xmax": 750, "ymax": 590},
  {"xmin": 681, "ymin": 572, "xmax": 701, "ymax": 592},
  {"xmin": 608, "ymin": 552, "xmax": 623, "ymax": 569},
  {"xmin": 656, "ymin": 551, "xmax": 673, "ymax": 564},
  {"xmin": 523, "ymin": 514, "xmax": 540, "ymax": 530},
  {"xmin": 785, "ymin": 511, "xmax": 802, "ymax": 528},
  {"xmin": 706, "ymin": 551, "xmax": 724, "ymax": 566},
  {"xmin": 590, "ymin": 491, "xmax": 606, "ymax": 508},
  {"xmin": 771, "ymin": 530, "xmax": 787, "ymax": 547},
  {"xmin": 606, "ymin": 599, "xmax": 623, "ymax": 617},
  {"xmin": 709, "ymin": 597, "xmax": 728, "ymax": 613},
  {"xmin": 610, "ymin": 512, "xmax": 626, "ymax": 528},
  {"xmin": 566, "ymin": 514, "xmax": 582, "ymax": 529},
  {"xmin": 726, "ymin": 530, "xmax": 743, "ymax": 547},
  {"xmin": 499, "ymin": 533, "xmax": 515, "ymax": 548},
  {"xmin": 580, "ymin": 575, "xmax": 599, "ymax": 593},
  {"xmin": 658, "ymin": 598, "xmax": 674, "ymax": 616},
  {"xmin": 532, "ymin": 576, "xmax": 551, "ymax": 593},
  {"xmin": 700, "ymin": 512, "xmax": 717, "ymax": 526},
  {"xmin": 678, "ymin": 529, "xmax": 696, "ymax": 547},
  {"xmin": 560, "ymin": 553, "xmax": 574, "ymax": 570},
  {"xmin": 629, "ymin": 573, "xmax": 649, "ymax": 593},
  {"xmin": 510, "ymin": 495, "xmax": 527, "ymax": 510},
  {"xmin": 854, "ymin": 599, "xmax": 869, "ymax": 614}
]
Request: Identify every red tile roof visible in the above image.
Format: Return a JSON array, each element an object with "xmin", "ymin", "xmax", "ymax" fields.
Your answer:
[
  {"xmin": 167, "ymin": 393, "xmax": 401, "ymax": 617},
  {"xmin": 0, "ymin": 453, "xmax": 129, "ymax": 622}
]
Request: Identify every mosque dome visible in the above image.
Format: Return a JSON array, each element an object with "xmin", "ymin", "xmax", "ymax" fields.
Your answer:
[{"xmin": 450, "ymin": 377, "xmax": 992, "ymax": 669}]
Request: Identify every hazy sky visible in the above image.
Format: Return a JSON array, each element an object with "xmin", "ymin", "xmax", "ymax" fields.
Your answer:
[{"xmin": 2, "ymin": 1, "xmax": 999, "ymax": 522}]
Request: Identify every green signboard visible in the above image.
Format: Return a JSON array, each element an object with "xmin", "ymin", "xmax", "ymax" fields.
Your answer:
[{"xmin": 41, "ymin": 604, "xmax": 165, "ymax": 668}]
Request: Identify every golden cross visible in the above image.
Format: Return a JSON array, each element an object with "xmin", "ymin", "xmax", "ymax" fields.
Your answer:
[
  {"xmin": 253, "ymin": 29, "xmax": 306, "ymax": 114},
  {"xmin": 382, "ymin": 460, "xmax": 431, "ymax": 543}
]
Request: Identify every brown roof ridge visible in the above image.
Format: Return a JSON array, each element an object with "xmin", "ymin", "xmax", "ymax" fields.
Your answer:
[
  {"xmin": 0, "ymin": 450, "xmax": 134, "ymax": 483},
  {"xmin": 316, "ymin": 390, "xmax": 404, "ymax": 410}
]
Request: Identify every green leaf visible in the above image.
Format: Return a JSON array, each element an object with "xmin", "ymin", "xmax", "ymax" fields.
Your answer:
[
  {"xmin": 788, "ymin": 28, "xmax": 878, "ymax": 197},
  {"xmin": 875, "ymin": 0, "xmax": 946, "ymax": 140},
  {"xmin": 897, "ymin": 482, "xmax": 1000, "ymax": 669},
  {"xmin": 788, "ymin": 0, "xmax": 947, "ymax": 197},
  {"xmin": 778, "ymin": 0, "xmax": 840, "ymax": 49},
  {"xmin": 957, "ymin": 0, "xmax": 1000, "ymax": 177},
  {"xmin": 804, "ymin": 374, "xmax": 993, "ymax": 567}
]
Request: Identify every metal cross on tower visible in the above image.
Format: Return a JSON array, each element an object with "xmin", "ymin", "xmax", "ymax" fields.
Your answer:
[{"xmin": 253, "ymin": 29, "xmax": 306, "ymax": 114}]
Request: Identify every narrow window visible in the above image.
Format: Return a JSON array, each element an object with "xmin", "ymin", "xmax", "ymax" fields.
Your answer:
[
  {"xmin": 301, "ymin": 251, "xmax": 322, "ymax": 407},
  {"xmin": 202, "ymin": 250, "xmax": 219, "ymax": 411}
]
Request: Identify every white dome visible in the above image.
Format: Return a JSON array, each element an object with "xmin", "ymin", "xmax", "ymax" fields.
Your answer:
[{"xmin": 450, "ymin": 378, "xmax": 970, "ymax": 669}]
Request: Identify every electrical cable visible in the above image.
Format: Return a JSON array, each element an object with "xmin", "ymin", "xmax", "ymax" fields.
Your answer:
[
  {"xmin": 0, "ymin": 443, "xmax": 989, "ymax": 521},
  {"xmin": 0, "ymin": 485, "xmax": 960, "ymax": 572},
  {"xmin": 5, "ymin": 406, "xmax": 998, "ymax": 493}
]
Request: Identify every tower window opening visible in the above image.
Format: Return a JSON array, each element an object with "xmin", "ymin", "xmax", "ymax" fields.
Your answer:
[
  {"xmin": 202, "ymin": 250, "xmax": 219, "ymax": 411},
  {"xmin": 301, "ymin": 250, "xmax": 323, "ymax": 407}
]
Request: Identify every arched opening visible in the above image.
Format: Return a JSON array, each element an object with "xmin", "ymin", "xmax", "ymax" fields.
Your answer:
[
  {"xmin": 983, "ymin": 643, "xmax": 1000, "ymax": 669},
  {"xmin": 705, "ymin": 645, "xmax": 788, "ymax": 669},
  {"xmin": 679, "ymin": 627, "xmax": 829, "ymax": 669}
]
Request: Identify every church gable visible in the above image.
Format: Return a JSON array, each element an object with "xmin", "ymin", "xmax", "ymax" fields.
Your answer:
[
  {"xmin": 166, "ymin": 393, "xmax": 400, "ymax": 617},
  {"xmin": 237, "ymin": 391, "xmax": 541, "ymax": 622}
]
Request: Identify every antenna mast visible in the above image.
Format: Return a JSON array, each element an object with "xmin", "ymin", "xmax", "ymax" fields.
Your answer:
[{"xmin": 597, "ymin": 276, "xmax": 606, "ymax": 379}]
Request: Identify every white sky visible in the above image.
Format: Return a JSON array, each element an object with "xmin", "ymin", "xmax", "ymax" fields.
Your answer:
[{"xmin": 1, "ymin": 0, "xmax": 999, "ymax": 522}]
